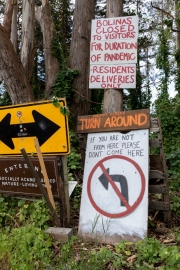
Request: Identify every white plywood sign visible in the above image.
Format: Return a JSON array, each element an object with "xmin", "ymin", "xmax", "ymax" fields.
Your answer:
[
  {"xmin": 91, "ymin": 16, "xmax": 138, "ymax": 41},
  {"xmin": 89, "ymin": 64, "xmax": 136, "ymax": 89},
  {"xmin": 78, "ymin": 130, "xmax": 149, "ymax": 244},
  {"xmin": 89, "ymin": 16, "xmax": 138, "ymax": 89}
]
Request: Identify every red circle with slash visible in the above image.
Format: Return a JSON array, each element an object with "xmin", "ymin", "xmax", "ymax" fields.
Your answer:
[{"xmin": 87, "ymin": 155, "xmax": 146, "ymax": 218}]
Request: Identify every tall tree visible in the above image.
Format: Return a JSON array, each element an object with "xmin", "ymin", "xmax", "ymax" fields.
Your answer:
[
  {"xmin": 35, "ymin": 0, "xmax": 60, "ymax": 98},
  {"xmin": 103, "ymin": 0, "xmax": 123, "ymax": 113},
  {"xmin": 10, "ymin": 0, "xmax": 18, "ymax": 53},
  {"xmin": 0, "ymin": 27, "xmax": 34, "ymax": 104},
  {"xmin": 68, "ymin": 0, "xmax": 95, "ymax": 120},
  {"xmin": 0, "ymin": 0, "xmax": 61, "ymax": 103},
  {"xmin": 21, "ymin": 0, "xmax": 35, "ymax": 82},
  {"xmin": 125, "ymin": 0, "xmax": 152, "ymax": 110}
]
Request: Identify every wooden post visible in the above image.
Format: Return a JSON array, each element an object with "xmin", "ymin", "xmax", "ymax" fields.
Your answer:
[
  {"xmin": 158, "ymin": 118, "xmax": 171, "ymax": 222},
  {"xmin": 62, "ymin": 156, "xmax": 71, "ymax": 225},
  {"xmin": 20, "ymin": 148, "xmax": 61, "ymax": 227},
  {"xmin": 103, "ymin": 0, "xmax": 124, "ymax": 113},
  {"xmin": 34, "ymin": 138, "xmax": 55, "ymax": 209}
]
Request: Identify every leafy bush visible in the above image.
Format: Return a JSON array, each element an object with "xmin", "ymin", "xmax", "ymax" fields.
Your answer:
[
  {"xmin": 0, "ymin": 196, "xmax": 50, "ymax": 229},
  {"xmin": 0, "ymin": 225, "xmax": 52, "ymax": 269}
]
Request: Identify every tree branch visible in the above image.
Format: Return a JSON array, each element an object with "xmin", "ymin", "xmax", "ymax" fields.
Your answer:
[
  {"xmin": 151, "ymin": 2, "xmax": 180, "ymax": 32},
  {"xmin": 151, "ymin": 2, "xmax": 174, "ymax": 19}
]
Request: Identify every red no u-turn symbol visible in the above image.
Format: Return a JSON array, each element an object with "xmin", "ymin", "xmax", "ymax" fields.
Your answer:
[{"xmin": 87, "ymin": 155, "xmax": 146, "ymax": 218}]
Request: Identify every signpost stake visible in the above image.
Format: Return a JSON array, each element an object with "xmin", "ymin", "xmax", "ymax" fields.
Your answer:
[
  {"xmin": 20, "ymin": 148, "xmax": 61, "ymax": 227},
  {"xmin": 34, "ymin": 138, "xmax": 56, "ymax": 209},
  {"xmin": 62, "ymin": 156, "xmax": 71, "ymax": 225}
]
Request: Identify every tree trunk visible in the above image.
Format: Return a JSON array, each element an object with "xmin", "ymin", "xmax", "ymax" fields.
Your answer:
[
  {"xmin": 68, "ymin": 0, "xmax": 95, "ymax": 121},
  {"xmin": 21, "ymin": 0, "xmax": 35, "ymax": 81},
  {"xmin": 103, "ymin": 0, "xmax": 123, "ymax": 113},
  {"xmin": 3, "ymin": 0, "xmax": 14, "ymax": 38},
  {"xmin": 10, "ymin": 0, "xmax": 18, "ymax": 53},
  {"xmin": 174, "ymin": 0, "xmax": 180, "ymax": 49},
  {"xmin": 106, "ymin": 0, "xmax": 123, "ymax": 17},
  {"xmin": 35, "ymin": 0, "xmax": 60, "ymax": 98},
  {"xmin": 0, "ymin": 24, "xmax": 34, "ymax": 104}
]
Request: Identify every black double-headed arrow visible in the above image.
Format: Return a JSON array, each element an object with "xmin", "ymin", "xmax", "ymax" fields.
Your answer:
[
  {"xmin": 98, "ymin": 168, "xmax": 129, "ymax": 207},
  {"xmin": 0, "ymin": 110, "xmax": 60, "ymax": 149}
]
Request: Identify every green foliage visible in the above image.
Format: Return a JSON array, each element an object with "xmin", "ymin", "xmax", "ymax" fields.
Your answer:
[
  {"xmin": 60, "ymin": 235, "xmax": 77, "ymax": 263},
  {"xmin": 51, "ymin": 38, "xmax": 79, "ymax": 126},
  {"xmin": 175, "ymin": 49, "xmax": 180, "ymax": 95},
  {"xmin": 51, "ymin": 31, "xmax": 79, "ymax": 125},
  {"xmin": 90, "ymin": 89, "xmax": 103, "ymax": 114},
  {"xmin": 53, "ymin": 236, "xmax": 180, "ymax": 269},
  {"xmin": 31, "ymin": 13, "xmax": 45, "ymax": 99},
  {"xmin": 51, "ymin": 0, "xmax": 73, "ymax": 58},
  {"xmin": 52, "ymin": 67, "xmax": 79, "ymax": 100},
  {"xmin": 17, "ymin": 198, "xmax": 50, "ymax": 228},
  {"xmin": 167, "ymin": 148, "xmax": 180, "ymax": 179},
  {"xmin": 136, "ymin": 238, "xmax": 161, "ymax": 264},
  {"xmin": 51, "ymin": 32, "xmax": 65, "ymax": 66},
  {"xmin": 51, "ymin": 27, "xmax": 79, "ymax": 107},
  {"xmin": 68, "ymin": 148, "xmax": 81, "ymax": 171},
  {"xmin": 164, "ymin": 19, "xmax": 173, "ymax": 28},
  {"xmin": 52, "ymin": 96, "xmax": 70, "ymax": 116},
  {"xmin": 171, "ymin": 195, "xmax": 180, "ymax": 218},
  {"xmin": 153, "ymin": 93, "xmax": 180, "ymax": 220},
  {"xmin": 0, "ymin": 91, "xmax": 12, "ymax": 106},
  {"xmin": 0, "ymin": 225, "xmax": 52, "ymax": 269},
  {"xmin": 125, "ymin": 33, "xmax": 152, "ymax": 109},
  {"xmin": 32, "ymin": 51, "xmax": 45, "ymax": 100},
  {"xmin": 153, "ymin": 26, "xmax": 180, "ymax": 221},
  {"xmin": 67, "ymin": 130, "xmax": 82, "ymax": 182},
  {"xmin": 154, "ymin": 94, "xmax": 180, "ymax": 156},
  {"xmin": 0, "ymin": 196, "xmax": 50, "ymax": 229},
  {"xmin": 135, "ymin": 238, "xmax": 180, "ymax": 269},
  {"xmin": 0, "ymin": 196, "xmax": 180, "ymax": 269},
  {"xmin": 67, "ymin": 131, "xmax": 82, "ymax": 210},
  {"xmin": 175, "ymin": 49, "xmax": 180, "ymax": 64},
  {"xmin": 0, "ymin": 196, "xmax": 53, "ymax": 269},
  {"xmin": 156, "ymin": 30, "xmax": 170, "ymax": 88},
  {"xmin": 32, "ymin": 0, "xmax": 74, "ymax": 98}
]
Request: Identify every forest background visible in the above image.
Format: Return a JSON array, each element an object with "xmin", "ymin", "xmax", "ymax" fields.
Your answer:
[{"xmin": 0, "ymin": 0, "xmax": 180, "ymax": 269}]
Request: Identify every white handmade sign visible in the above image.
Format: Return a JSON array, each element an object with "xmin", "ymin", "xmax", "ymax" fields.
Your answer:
[
  {"xmin": 78, "ymin": 130, "xmax": 149, "ymax": 244},
  {"xmin": 89, "ymin": 64, "xmax": 136, "ymax": 89},
  {"xmin": 89, "ymin": 16, "xmax": 138, "ymax": 89},
  {"xmin": 91, "ymin": 16, "xmax": 139, "ymax": 41}
]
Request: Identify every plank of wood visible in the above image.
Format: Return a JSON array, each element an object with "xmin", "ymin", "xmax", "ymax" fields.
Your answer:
[
  {"xmin": 150, "ymin": 155, "xmax": 163, "ymax": 171},
  {"xmin": 34, "ymin": 138, "xmax": 55, "ymax": 209},
  {"xmin": 62, "ymin": 156, "xmax": 71, "ymax": 226},
  {"xmin": 150, "ymin": 127, "xmax": 160, "ymax": 133},
  {"xmin": 150, "ymin": 170, "xmax": 165, "ymax": 179},
  {"xmin": 150, "ymin": 118, "xmax": 159, "ymax": 128},
  {"xmin": 149, "ymin": 201, "xmax": 170, "ymax": 211},
  {"xmin": 149, "ymin": 138, "xmax": 162, "ymax": 148},
  {"xmin": 157, "ymin": 118, "xmax": 171, "ymax": 221},
  {"xmin": 149, "ymin": 184, "xmax": 167, "ymax": 194}
]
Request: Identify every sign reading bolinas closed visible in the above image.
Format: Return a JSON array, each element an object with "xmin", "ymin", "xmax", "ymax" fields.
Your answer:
[{"xmin": 77, "ymin": 109, "xmax": 150, "ymax": 133}]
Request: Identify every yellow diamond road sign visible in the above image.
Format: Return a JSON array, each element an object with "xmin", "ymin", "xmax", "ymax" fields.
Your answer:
[{"xmin": 0, "ymin": 99, "xmax": 70, "ymax": 155}]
